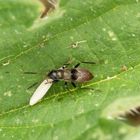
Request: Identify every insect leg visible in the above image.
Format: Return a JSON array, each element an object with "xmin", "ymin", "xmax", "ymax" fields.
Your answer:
[
  {"xmin": 81, "ymin": 61, "xmax": 96, "ymax": 65},
  {"xmin": 64, "ymin": 82, "xmax": 70, "ymax": 90},
  {"xmin": 64, "ymin": 82, "xmax": 68, "ymax": 87},
  {"xmin": 74, "ymin": 63, "xmax": 80, "ymax": 68},
  {"xmin": 53, "ymin": 79, "xmax": 59, "ymax": 83},
  {"xmin": 71, "ymin": 82, "xmax": 76, "ymax": 88}
]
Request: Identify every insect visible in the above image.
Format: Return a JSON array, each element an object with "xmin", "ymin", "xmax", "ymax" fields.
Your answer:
[
  {"xmin": 118, "ymin": 106, "xmax": 140, "ymax": 126},
  {"xmin": 39, "ymin": 0, "xmax": 57, "ymax": 18},
  {"xmin": 29, "ymin": 63, "xmax": 94, "ymax": 106}
]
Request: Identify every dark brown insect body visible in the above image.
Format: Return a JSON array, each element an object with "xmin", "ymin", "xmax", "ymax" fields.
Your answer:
[
  {"xmin": 47, "ymin": 63, "xmax": 93, "ymax": 87},
  {"xmin": 29, "ymin": 63, "xmax": 94, "ymax": 105}
]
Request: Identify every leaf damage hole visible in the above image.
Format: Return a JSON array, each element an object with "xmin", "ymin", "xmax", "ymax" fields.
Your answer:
[
  {"xmin": 2, "ymin": 60, "xmax": 10, "ymax": 66},
  {"xmin": 68, "ymin": 40, "xmax": 87, "ymax": 48}
]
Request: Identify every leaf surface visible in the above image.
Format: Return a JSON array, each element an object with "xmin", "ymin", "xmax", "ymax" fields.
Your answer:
[{"xmin": 0, "ymin": 0, "xmax": 140, "ymax": 139}]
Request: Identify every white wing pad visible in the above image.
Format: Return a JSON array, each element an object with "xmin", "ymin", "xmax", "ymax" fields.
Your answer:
[{"xmin": 29, "ymin": 79, "xmax": 53, "ymax": 106}]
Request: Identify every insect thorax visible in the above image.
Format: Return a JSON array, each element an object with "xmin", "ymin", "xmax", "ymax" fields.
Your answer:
[
  {"xmin": 48, "ymin": 70, "xmax": 63, "ymax": 81},
  {"xmin": 71, "ymin": 69, "xmax": 78, "ymax": 81}
]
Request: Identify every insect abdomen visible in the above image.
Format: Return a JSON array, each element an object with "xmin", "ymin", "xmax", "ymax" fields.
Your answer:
[{"xmin": 72, "ymin": 68, "xmax": 93, "ymax": 83}]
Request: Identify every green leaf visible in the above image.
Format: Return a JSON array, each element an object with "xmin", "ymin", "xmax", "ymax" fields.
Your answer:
[{"xmin": 0, "ymin": 0, "xmax": 140, "ymax": 139}]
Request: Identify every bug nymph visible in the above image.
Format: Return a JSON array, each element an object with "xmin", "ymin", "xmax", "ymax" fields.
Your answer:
[{"xmin": 29, "ymin": 63, "xmax": 94, "ymax": 106}]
